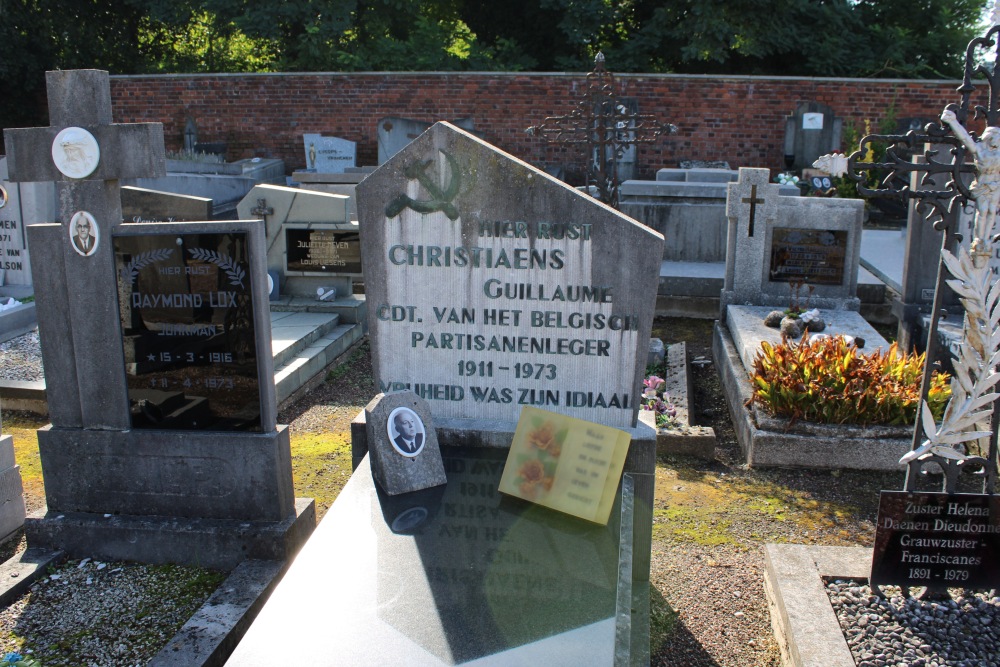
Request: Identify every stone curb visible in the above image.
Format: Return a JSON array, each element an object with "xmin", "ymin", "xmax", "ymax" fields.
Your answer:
[
  {"xmin": 712, "ymin": 321, "xmax": 913, "ymax": 470},
  {"xmin": 640, "ymin": 341, "xmax": 716, "ymax": 459},
  {"xmin": 764, "ymin": 544, "xmax": 871, "ymax": 667}
]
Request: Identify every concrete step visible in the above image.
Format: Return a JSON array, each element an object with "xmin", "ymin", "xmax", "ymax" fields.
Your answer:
[
  {"xmin": 273, "ymin": 323, "xmax": 365, "ymax": 406},
  {"xmin": 270, "ymin": 311, "xmax": 341, "ymax": 370}
]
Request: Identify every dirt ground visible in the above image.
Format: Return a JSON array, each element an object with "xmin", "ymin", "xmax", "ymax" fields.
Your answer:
[{"xmin": 1, "ymin": 318, "xmax": 903, "ymax": 665}]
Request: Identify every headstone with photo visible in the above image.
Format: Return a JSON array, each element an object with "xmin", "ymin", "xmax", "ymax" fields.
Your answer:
[
  {"xmin": 2, "ymin": 69, "xmax": 313, "ymax": 568},
  {"xmin": 229, "ymin": 121, "xmax": 661, "ymax": 665},
  {"xmin": 302, "ymin": 134, "xmax": 356, "ymax": 174},
  {"xmin": 783, "ymin": 101, "xmax": 842, "ymax": 171}
]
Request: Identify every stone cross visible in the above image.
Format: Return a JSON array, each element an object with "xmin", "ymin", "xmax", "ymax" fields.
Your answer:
[
  {"xmin": 3, "ymin": 70, "xmax": 165, "ymax": 429},
  {"xmin": 723, "ymin": 168, "xmax": 781, "ymax": 300}
]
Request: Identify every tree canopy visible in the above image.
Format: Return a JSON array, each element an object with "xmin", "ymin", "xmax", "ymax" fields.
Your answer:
[{"xmin": 0, "ymin": 0, "xmax": 989, "ymax": 133}]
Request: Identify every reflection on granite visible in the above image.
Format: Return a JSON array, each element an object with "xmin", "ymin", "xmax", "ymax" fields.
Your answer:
[{"xmin": 226, "ymin": 446, "xmax": 638, "ymax": 666}]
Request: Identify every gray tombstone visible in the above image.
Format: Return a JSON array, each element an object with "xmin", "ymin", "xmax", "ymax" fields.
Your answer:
[
  {"xmin": 0, "ymin": 410, "xmax": 26, "ymax": 541},
  {"xmin": 302, "ymin": 134, "xmax": 356, "ymax": 174},
  {"xmin": 377, "ymin": 116, "xmax": 477, "ymax": 165},
  {"xmin": 236, "ymin": 184, "xmax": 355, "ymax": 298},
  {"xmin": 2, "ymin": 70, "xmax": 312, "ymax": 568},
  {"xmin": 0, "ymin": 157, "xmax": 55, "ymax": 287},
  {"xmin": 784, "ymin": 102, "xmax": 842, "ymax": 171},
  {"xmin": 721, "ymin": 167, "xmax": 864, "ymax": 315},
  {"xmin": 364, "ymin": 391, "xmax": 446, "ymax": 495},
  {"xmin": 121, "ymin": 185, "xmax": 212, "ymax": 223},
  {"xmin": 358, "ymin": 121, "xmax": 664, "ymax": 433}
]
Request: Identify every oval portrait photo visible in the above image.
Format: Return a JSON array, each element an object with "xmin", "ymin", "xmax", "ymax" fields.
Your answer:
[
  {"xmin": 0, "ymin": 184, "xmax": 8, "ymax": 210},
  {"xmin": 386, "ymin": 407, "xmax": 425, "ymax": 457},
  {"xmin": 69, "ymin": 211, "xmax": 99, "ymax": 257}
]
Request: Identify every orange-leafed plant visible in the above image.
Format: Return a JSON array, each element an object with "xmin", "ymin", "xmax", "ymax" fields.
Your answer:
[{"xmin": 750, "ymin": 334, "xmax": 950, "ymax": 426}]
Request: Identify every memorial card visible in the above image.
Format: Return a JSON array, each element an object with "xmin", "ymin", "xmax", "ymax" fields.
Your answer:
[
  {"xmin": 498, "ymin": 406, "xmax": 630, "ymax": 524},
  {"xmin": 870, "ymin": 491, "xmax": 1000, "ymax": 592},
  {"xmin": 114, "ymin": 231, "xmax": 263, "ymax": 431}
]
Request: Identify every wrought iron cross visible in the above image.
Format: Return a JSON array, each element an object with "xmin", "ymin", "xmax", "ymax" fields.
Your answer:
[
  {"xmin": 527, "ymin": 52, "xmax": 677, "ymax": 209},
  {"xmin": 824, "ymin": 17, "xmax": 1000, "ymax": 495}
]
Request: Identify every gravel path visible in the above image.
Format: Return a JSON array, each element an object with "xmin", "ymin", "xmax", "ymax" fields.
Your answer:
[{"xmin": 0, "ymin": 331, "xmax": 42, "ymax": 382}]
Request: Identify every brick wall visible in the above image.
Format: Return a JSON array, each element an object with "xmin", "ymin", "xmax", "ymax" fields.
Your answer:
[{"xmin": 109, "ymin": 72, "xmax": 970, "ymax": 179}]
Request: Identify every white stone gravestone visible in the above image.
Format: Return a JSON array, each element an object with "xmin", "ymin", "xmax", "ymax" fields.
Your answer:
[{"xmin": 302, "ymin": 134, "xmax": 356, "ymax": 174}]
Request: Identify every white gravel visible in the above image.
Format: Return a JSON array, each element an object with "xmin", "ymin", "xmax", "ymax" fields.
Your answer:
[
  {"xmin": 0, "ymin": 331, "xmax": 43, "ymax": 382},
  {"xmin": 827, "ymin": 580, "xmax": 1000, "ymax": 667}
]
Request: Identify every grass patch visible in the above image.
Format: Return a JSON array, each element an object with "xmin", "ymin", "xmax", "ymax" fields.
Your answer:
[{"xmin": 289, "ymin": 432, "xmax": 353, "ymax": 518}]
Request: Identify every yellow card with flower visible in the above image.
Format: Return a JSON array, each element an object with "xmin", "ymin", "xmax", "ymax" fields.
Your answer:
[{"xmin": 498, "ymin": 406, "xmax": 631, "ymax": 524}]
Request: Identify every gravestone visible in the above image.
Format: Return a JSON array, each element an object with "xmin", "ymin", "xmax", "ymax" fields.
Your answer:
[
  {"xmin": 377, "ymin": 116, "xmax": 477, "ymax": 165},
  {"xmin": 359, "ymin": 122, "xmax": 662, "ymax": 433},
  {"xmin": 0, "ymin": 409, "xmax": 26, "ymax": 541},
  {"xmin": 714, "ymin": 168, "xmax": 900, "ymax": 469},
  {"xmin": 0, "ymin": 157, "xmax": 55, "ymax": 287},
  {"xmin": 2, "ymin": 70, "xmax": 312, "ymax": 568},
  {"xmin": 783, "ymin": 101, "xmax": 842, "ymax": 171},
  {"xmin": 121, "ymin": 185, "xmax": 212, "ymax": 223},
  {"xmin": 302, "ymin": 133, "xmax": 356, "ymax": 173},
  {"xmin": 229, "ymin": 121, "xmax": 660, "ymax": 664},
  {"xmin": 236, "ymin": 184, "xmax": 357, "ymax": 299}
]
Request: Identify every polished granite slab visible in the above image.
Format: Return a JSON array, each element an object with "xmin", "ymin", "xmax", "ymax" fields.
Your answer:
[{"xmin": 226, "ymin": 446, "xmax": 641, "ymax": 666}]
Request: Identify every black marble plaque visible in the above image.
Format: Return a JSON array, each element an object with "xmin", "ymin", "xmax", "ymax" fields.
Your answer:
[
  {"xmin": 768, "ymin": 227, "xmax": 847, "ymax": 285},
  {"xmin": 286, "ymin": 228, "xmax": 361, "ymax": 273},
  {"xmin": 114, "ymin": 232, "xmax": 262, "ymax": 431},
  {"xmin": 870, "ymin": 491, "xmax": 1000, "ymax": 592}
]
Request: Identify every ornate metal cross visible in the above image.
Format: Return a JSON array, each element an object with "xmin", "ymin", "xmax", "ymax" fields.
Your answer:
[
  {"xmin": 822, "ymin": 15, "xmax": 1000, "ymax": 495},
  {"xmin": 527, "ymin": 52, "xmax": 677, "ymax": 209}
]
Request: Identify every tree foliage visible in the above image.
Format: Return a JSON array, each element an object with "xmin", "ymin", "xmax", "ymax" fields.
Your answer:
[{"xmin": 0, "ymin": 0, "xmax": 989, "ymax": 136}]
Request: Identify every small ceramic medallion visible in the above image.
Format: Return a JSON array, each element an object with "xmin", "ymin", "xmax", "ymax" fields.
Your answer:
[{"xmin": 52, "ymin": 127, "xmax": 101, "ymax": 179}]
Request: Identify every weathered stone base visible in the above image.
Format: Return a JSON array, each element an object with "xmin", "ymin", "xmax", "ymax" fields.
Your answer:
[
  {"xmin": 37, "ymin": 426, "xmax": 295, "ymax": 521},
  {"xmin": 24, "ymin": 497, "xmax": 315, "ymax": 570},
  {"xmin": 713, "ymin": 322, "xmax": 913, "ymax": 470},
  {"xmin": 764, "ymin": 544, "xmax": 869, "ymax": 667},
  {"xmin": 0, "ymin": 434, "xmax": 26, "ymax": 541}
]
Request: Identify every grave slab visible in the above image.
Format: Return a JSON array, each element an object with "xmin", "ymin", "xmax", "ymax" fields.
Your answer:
[{"xmin": 226, "ymin": 448, "xmax": 647, "ymax": 666}]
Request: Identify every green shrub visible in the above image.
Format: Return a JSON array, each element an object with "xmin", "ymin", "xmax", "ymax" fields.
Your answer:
[{"xmin": 750, "ymin": 334, "xmax": 950, "ymax": 426}]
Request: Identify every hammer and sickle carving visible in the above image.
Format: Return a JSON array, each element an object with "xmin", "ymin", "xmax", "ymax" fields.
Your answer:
[{"xmin": 386, "ymin": 150, "xmax": 461, "ymax": 220}]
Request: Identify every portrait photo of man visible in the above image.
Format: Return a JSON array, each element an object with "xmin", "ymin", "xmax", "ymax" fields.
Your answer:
[
  {"xmin": 387, "ymin": 407, "xmax": 425, "ymax": 457},
  {"xmin": 69, "ymin": 211, "xmax": 99, "ymax": 257}
]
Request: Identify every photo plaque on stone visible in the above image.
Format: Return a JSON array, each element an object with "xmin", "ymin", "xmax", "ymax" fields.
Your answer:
[
  {"xmin": 285, "ymin": 228, "xmax": 361, "ymax": 274},
  {"xmin": 870, "ymin": 491, "xmax": 1000, "ymax": 592},
  {"xmin": 768, "ymin": 227, "xmax": 847, "ymax": 285},
  {"xmin": 114, "ymin": 230, "xmax": 263, "ymax": 431}
]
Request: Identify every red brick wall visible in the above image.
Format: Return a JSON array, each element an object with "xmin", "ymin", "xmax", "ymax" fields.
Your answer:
[{"xmin": 109, "ymin": 72, "xmax": 971, "ymax": 179}]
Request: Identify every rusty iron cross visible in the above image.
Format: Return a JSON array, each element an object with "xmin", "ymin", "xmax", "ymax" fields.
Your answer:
[{"xmin": 527, "ymin": 52, "xmax": 677, "ymax": 209}]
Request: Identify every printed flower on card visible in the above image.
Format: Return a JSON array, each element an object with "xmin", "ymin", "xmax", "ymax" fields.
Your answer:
[
  {"xmin": 526, "ymin": 421, "xmax": 563, "ymax": 457},
  {"xmin": 515, "ymin": 457, "xmax": 555, "ymax": 500}
]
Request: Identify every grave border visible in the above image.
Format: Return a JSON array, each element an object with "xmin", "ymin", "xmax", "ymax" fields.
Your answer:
[
  {"xmin": 764, "ymin": 544, "xmax": 869, "ymax": 667},
  {"xmin": 712, "ymin": 322, "xmax": 913, "ymax": 470}
]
